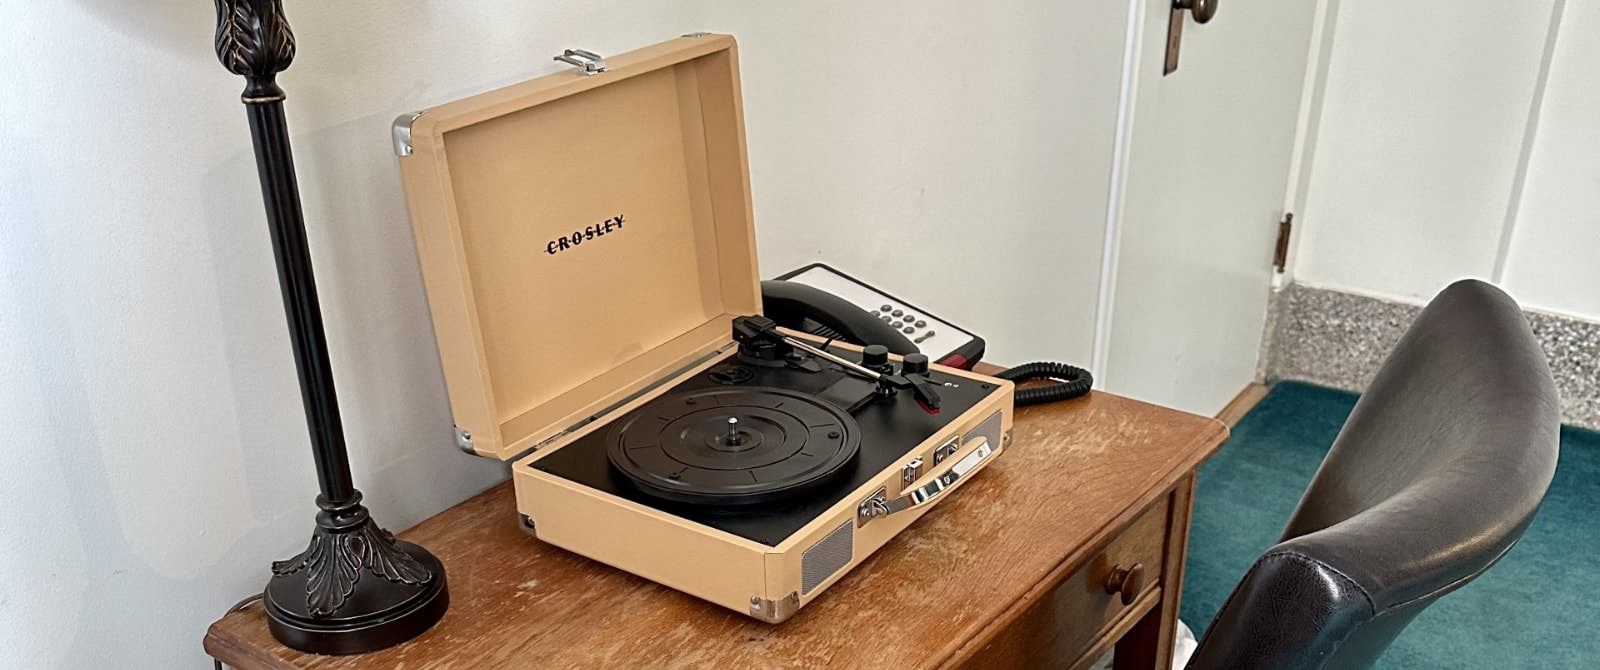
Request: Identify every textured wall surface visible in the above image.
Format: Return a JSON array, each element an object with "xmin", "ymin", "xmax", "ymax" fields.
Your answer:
[{"xmin": 1265, "ymin": 283, "xmax": 1600, "ymax": 429}]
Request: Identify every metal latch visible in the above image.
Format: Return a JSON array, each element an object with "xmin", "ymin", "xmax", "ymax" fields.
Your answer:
[
  {"xmin": 554, "ymin": 48, "xmax": 607, "ymax": 76},
  {"xmin": 453, "ymin": 425, "xmax": 476, "ymax": 454}
]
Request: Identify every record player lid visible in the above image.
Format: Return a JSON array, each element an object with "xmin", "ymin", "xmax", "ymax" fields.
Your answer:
[{"xmin": 397, "ymin": 35, "xmax": 759, "ymax": 461}]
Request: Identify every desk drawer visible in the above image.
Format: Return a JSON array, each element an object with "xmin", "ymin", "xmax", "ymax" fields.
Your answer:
[{"xmin": 958, "ymin": 495, "xmax": 1170, "ymax": 669}]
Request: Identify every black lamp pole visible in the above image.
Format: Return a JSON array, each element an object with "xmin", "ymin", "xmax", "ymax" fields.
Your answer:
[{"xmin": 212, "ymin": 0, "xmax": 447, "ymax": 654}]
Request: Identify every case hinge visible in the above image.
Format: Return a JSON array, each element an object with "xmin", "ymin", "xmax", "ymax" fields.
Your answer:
[{"xmin": 553, "ymin": 48, "xmax": 607, "ymax": 76}]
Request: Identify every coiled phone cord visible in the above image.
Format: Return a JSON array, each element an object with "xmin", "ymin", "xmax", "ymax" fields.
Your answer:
[{"xmin": 994, "ymin": 361, "xmax": 1094, "ymax": 406}]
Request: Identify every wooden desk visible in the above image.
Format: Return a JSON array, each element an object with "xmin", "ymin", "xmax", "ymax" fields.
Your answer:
[{"xmin": 206, "ymin": 391, "xmax": 1226, "ymax": 669}]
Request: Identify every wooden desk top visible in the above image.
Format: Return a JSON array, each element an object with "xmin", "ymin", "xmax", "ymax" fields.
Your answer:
[{"xmin": 205, "ymin": 392, "xmax": 1226, "ymax": 669}]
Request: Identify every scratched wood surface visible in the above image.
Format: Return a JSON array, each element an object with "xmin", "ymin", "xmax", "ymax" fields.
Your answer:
[{"xmin": 205, "ymin": 391, "xmax": 1226, "ymax": 670}]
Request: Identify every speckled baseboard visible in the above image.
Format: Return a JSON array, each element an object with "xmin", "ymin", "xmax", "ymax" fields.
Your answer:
[{"xmin": 1263, "ymin": 283, "xmax": 1600, "ymax": 430}]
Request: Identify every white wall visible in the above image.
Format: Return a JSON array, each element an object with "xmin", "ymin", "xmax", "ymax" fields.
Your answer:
[
  {"xmin": 1291, "ymin": 0, "xmax": 1556, "ymax": 300},
  {"xmin": 1501, "ymin": 0, "xmax": 1600, "ymax": 320},
  {"xmin": 716, "ymin": 1, "xmax": 1127, "ymax": 366},
  {"xmin": 0, "ymin": 2, "xmax": 1123, "ymax": 667},
  {"xmin": 1289, "ymin": 0, "xmax": 1600, "ymax": 322}
]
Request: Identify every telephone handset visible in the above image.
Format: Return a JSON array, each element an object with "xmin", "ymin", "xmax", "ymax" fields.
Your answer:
[
  {"xmin": 761, "ymin": 281, "xmax": 921, "ymax": 355},
  {"xmin": 762, "ymin": 263, "xmax": 1092, "ymax": 406},
  {"xmin": 763, "ymin": 264, "xmax": 987, "ymax": 369}
]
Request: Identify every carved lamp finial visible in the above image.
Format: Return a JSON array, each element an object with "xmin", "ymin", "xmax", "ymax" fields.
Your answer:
[{"xmin": 213, "ymin": 0, "xmax": 297, "ymax": 102}]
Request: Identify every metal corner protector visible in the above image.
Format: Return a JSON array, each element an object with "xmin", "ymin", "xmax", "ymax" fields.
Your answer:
[
  {"xmin": 748, "ymin": 592, "xmax": 800, "ymax": 623},
  {"xmin": 392, "ymin": 111, "xmax": 423, "ymax": 157},
  {"xmin": 452, "ymin": 425, "xmax": 477, "ymax": 455}
]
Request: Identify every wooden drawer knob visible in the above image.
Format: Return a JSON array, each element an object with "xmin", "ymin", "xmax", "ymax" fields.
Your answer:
[{"xmin": 1103, "ymin": 563, "xmax": 1145, "ymax": 606}]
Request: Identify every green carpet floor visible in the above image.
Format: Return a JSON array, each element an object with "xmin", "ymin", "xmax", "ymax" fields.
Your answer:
[{"xmin": 1181, "ymin": 381, "xmax": 1600, "ymax": 669}]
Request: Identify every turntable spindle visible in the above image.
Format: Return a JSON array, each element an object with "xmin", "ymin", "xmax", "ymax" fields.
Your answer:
[{"xmin": 726, "ymin": 417, "xmax": 740, "ymax": 446}]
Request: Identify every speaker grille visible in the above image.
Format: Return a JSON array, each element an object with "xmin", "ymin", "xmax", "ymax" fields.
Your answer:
[{"xmin": 802, "ymin": 520, "xmax": 854, "ymax": 594}]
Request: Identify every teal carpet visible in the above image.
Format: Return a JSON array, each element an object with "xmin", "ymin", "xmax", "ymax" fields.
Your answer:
[{"xmin": 1181, "ymin": 381, "xmax": 1600, "ymax": 669}]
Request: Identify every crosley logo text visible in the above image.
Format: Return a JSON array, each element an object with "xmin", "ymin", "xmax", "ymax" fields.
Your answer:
[{"xmin": 546, "ymin": 214, "xmax": 625, "ymax": 256}]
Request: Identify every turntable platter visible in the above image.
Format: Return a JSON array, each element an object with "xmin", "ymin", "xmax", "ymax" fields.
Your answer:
[{"xmin": 606, "ymin": 387, "xmax": 861, "ymax": 506}]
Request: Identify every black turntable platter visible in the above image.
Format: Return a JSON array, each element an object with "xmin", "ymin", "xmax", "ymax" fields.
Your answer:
[
  {"xmin": 606, "ymin": 387, "xmax": 861, "ymax": 506},
  {"xmin": 532, "ymin": 341, "xmax": 998, "ymax": 546}
]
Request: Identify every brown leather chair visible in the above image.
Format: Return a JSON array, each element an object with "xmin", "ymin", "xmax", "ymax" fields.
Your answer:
[{"xmin": 1186, "ymin": 279, "xmax": 1561, "ymax": 670}]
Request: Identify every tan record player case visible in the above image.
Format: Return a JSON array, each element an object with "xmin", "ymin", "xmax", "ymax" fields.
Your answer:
[{"xmin": 394, "ymin": 34, "xmax": 1014, "ymax": 622}]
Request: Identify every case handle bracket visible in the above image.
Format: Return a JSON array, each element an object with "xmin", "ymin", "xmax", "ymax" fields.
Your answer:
[
  {"xmin": 857, "ymin": 438, "xmax": 994, "ymax": 527},
  {"xmin": 554, "ymin": 48, "xmax": 608, "ymax": 76}
]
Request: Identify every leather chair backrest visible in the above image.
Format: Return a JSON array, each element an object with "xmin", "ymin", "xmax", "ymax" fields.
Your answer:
[{"xmin": 1187, "ymin": 279, "xmax": 1560, "ymax": 670}]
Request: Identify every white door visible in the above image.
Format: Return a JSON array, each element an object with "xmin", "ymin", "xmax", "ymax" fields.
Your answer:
[{"xmin": 1099, "ymin": 0, "xmax": 1322, "ymax": 414}]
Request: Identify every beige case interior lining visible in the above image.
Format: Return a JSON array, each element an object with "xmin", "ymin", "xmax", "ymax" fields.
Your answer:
[{"xmin": 400, "ymin": 36, "xmax": 759, "ymax": 460}]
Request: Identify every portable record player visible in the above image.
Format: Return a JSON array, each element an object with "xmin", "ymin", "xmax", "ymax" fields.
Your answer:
[{"xmin": 394, "ymin": 34, "xmax": 1014, "ymax": 623}]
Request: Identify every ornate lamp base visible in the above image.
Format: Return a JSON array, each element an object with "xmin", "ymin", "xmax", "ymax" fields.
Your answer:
[{"xmin": 262, "ymin": 493, "xmax": 449, "ymax": 655}]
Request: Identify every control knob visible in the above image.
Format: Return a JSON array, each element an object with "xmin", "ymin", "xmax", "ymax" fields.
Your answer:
[
  {"xmin": 901, "ymin": 353, "xmax": 930, "ymax": 376},
  {"xmin": 861, "ymin": 344, "xmax": 892, "ymax": 373}
]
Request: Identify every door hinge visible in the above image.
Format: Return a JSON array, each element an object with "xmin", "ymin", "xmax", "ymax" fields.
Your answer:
[{"xmin": 1273, "ymin": 213, "xmax": 1293, "ymax": 273}]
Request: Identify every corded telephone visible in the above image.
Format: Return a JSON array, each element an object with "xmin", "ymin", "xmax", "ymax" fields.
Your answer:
[
  {"xmin": 765, "ymin": 263, "xmax": 986, "ymax": 368},
  {"xmin": 762, "ymin": 263, "xmax": 1092, "ymax": 406}
]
